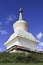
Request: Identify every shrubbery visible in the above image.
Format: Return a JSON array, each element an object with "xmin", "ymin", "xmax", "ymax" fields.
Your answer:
[{"xmin": 0, "ymin": 52, "xmax": 43, "ymax": 63}]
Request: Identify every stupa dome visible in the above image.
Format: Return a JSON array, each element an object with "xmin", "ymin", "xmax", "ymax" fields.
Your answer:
[{"xmin": 13, "ymin": 8, "xmax": 28, "ymax": 32}]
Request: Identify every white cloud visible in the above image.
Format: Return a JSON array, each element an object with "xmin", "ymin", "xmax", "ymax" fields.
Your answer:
[
  {"xmin": 6, "ymin": 15, "xmax": 16, "ymax": 25},
  {"xmin": 7, "ymin": 15, "xmax": 13, "ymax": 21},
  {"xmin": 0, "ymin": 30, "xmax": 8, "ymax": 34},
  {"xmin": 37, "ymin": 42, "xmax": 43, "ymax": 51},
  {"xmin": 38, "ymin": 42, "xmax": 43, "ymax": 46},
  {"xmin": 36, "ymin": 32, "xmax": 43, "ymax": 51},
  {"xmin": 36, "ymin": 32, "xmax": 43, "ymax": 39}
]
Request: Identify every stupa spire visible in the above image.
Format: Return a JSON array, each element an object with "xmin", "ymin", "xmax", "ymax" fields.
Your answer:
[{"xmin": 19, "ymin": 8, "xmax": 23, "ymax": 20}]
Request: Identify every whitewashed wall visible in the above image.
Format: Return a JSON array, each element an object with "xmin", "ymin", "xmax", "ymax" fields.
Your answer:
[{"xmin": 5, "ymin": 37, "xmax": 37, "ymax": 51}]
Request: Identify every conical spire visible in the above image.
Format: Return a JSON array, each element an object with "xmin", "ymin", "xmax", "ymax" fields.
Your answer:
[{"xmin": 19, "ymin": 8, "xmax": 23, "ymax": 20}]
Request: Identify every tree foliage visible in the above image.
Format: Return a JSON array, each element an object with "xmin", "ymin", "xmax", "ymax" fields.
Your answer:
[{"xmin": 0, "ymin": 52, "xmax": 43, "ymax": 63}]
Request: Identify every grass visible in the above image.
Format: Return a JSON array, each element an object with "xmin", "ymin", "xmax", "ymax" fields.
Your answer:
[{"xmin": 0, "ymin": 63, "xmax": 43, "ymax": 65}]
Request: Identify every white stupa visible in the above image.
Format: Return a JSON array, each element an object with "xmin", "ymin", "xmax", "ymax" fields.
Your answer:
[{"xmin": 4, "ymin": 8, "xmax": 39, "ymax": 53}]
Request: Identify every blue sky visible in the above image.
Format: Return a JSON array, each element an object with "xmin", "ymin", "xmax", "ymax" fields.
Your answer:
[{"xmin": 0, "ymin": 0, "xmax": 43, "ymax": 52}]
